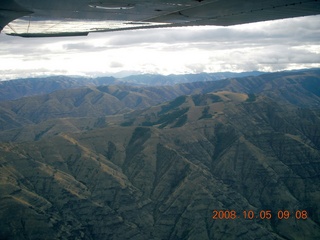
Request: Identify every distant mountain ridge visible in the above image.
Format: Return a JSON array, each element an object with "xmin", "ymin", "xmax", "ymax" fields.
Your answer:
[
  {"xmin": 0, "ymin": 69, "xmax": 319, "ymax": 132},
  {"xmin": 0, "ymin": 71, "xmax": 266, "ymax": 101},
  {"xmin": 120, "ymin": 71, "xmax": 264, "ymax": 86}
]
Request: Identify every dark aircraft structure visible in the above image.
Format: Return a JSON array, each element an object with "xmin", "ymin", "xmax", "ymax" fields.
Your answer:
[{"xmin": 0, "ymin": 0, "xmax": 320, "ymax": 37}]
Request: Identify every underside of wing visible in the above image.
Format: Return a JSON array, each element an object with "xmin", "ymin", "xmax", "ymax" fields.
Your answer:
[
  {"xmin": 146, "ymin": 0, "xmax": 320, "ymax": 26},
  {"xmin": 3, "ymin": 17, "xmax": 171, "ymax": 37},
  {"xmin": 1, "ymin": 0, "xmax": 320, "ymax": 37}
]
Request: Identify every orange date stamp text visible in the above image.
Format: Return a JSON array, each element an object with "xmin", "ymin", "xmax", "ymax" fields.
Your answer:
[{"xmin": 212, "ymin": 210, "xmax": 308, "ymax": 220}]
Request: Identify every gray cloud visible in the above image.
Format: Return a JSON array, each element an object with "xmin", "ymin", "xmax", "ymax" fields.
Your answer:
[
  {"xmin": 104, "ymin": 15, "xmax": 320, "ymax": 46},
  {"xmin": 63, "ymin": 43, "xmax": 94, "ymax": 50},
  {"xmin": 0, "ymin": 15, "xmax": 319, "ymax": 79},
  {"xmin": 110, "ymin": 61, "xmax": 124, "ymax": 68}
]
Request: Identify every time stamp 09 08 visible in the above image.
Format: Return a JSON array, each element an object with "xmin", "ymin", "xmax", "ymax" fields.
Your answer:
[{"xmin": 212, "ymin": 210, "xmax": 308, "ymax": 220}]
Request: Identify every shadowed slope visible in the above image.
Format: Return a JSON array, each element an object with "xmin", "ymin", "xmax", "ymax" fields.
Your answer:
[{"xmin": 0, "ymin": 90, "xmax": 319, "ymax": 239}]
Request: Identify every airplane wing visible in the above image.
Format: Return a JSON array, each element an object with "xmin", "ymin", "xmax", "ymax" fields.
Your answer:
[{"xmin": 1, "ymin": 0, "xmax": 320, "ymax": 37}]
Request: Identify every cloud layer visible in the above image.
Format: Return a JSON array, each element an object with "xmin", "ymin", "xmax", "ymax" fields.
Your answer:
[{"xmin": 0, "ymin": 15, "xmax": 319, "ymax": 80}]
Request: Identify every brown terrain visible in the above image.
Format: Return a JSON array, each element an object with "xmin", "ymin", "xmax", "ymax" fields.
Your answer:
[{"xmin": 0, "ymin": 69, "xmax": 319, "ymax": 239}]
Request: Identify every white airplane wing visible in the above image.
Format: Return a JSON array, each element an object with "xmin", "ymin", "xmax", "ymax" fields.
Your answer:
[{"xmin": 1, "ymin": 0, "xmax": 320, "ymax": 37}]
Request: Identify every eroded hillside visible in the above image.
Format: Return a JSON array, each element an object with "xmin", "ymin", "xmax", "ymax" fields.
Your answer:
[{"xmin": 0, "ymin": 70, "xmax": 320, "ymax": 239}]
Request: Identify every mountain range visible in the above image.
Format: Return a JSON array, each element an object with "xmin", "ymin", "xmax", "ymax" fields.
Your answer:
[
  {"xmin": 0, "ymin": 71, "xmax": 264, "ymax": 101},
  {"xmin": 0, "ymin": 69, "xmax": 319, "ymax": 239}
]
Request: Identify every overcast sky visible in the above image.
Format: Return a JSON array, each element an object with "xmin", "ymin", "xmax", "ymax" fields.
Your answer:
[{"xmin": 0, "ymin": 15, "xmax": 319, "ymax": 80}]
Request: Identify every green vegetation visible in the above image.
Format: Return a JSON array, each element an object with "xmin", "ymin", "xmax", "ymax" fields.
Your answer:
[
  {"xmin": 141, "ymin": 121, "xmax": 153, "ymax": 126},
  {"xmin": 157, "ymin": 108, "xmax": 189, "ymax": 128},
  {"xmin": 246, "ymin": 93, "xmax": 256, "ymax": 102},
  {"xmin": 159, "ymin": 96, "xmax": 186, "ymax": 114},
  {"xmin": 94, "ymin": 117, "xmax": 107, "ymax": 128},
  {"xmin": 192, "ymin": 94, "xmax": 222, "ymax": 106},
  {"xmin": 120, "ymin": 119, "xmax": 134, "ymax": 126},
  {"xmin": 129, "ymin": 127, "xmax": 151, "ymax": 144},
  {"xmin": 172, "ymin": 114, "xmax": 188, "ymax": 128},
  {"xmin": 301, "ymin": 77, "xmax": 320, "ymax": 96},
  {"xmin": 199, "ymin": 106, "xmax": 213, "ymax": 119}
]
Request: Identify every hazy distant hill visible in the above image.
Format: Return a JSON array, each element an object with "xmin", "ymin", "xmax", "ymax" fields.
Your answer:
[
  {"xmin": 0, "ymin": 71, "xmax": 264, "ymax": 101},
  {"xmin": 120, "ymin": 71, "xmax": 264, "ymax": 86},
  {"xmin": 0, "ymin": 69, "xmax": 319, "ymax": 132},
  {"xmin": 0, "ymin": 76, "xmax": 117, "ymax": 101},
  {"xmin": 0, "ymin": 69, "xmax": 320, "ymax": 239}
]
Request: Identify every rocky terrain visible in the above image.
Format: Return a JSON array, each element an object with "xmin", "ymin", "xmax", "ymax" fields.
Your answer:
[
  {"xmin": 0, "ymin": 69, "xmax": 319, "ymax": 239},
  {"xmin": 0, "ymin": 71, "xmax": 264, "ymax": 101}
]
